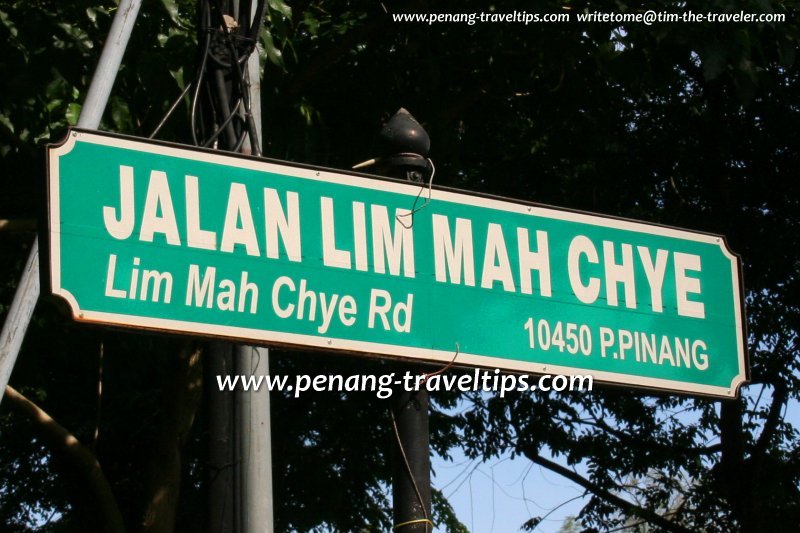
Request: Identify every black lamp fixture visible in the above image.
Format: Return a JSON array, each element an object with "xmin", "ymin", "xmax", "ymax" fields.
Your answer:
[{"xmin": 353, "ymin": 108, "xmax": 432, "ymax": 183}]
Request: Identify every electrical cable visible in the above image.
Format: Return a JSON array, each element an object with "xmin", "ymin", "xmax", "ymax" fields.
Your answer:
[
  {"xmin": 189, "ymin": 0, "xmax": 262, "ymax": 152},
  {"xmin": 246, "ymin": 0, "xmax": 266, "ymax": 42},
  {"xmin": 191, "ymin": 17, "xmax": 212, "ymax": 145},
  {"xmin": 151, "ymin": 0, "xmax": 265, "ymax": 150},
  {"xmin": 396, "ymin": 159, "xmax": 435, "ymax": 229},
  {"xmin": 217, "ymin": 1, "xmax": 261, "ymax": 155},
  {"xmin": 202, "ymin": 99, "xmax": 243, "ymax": 147},
  {"xmin": 212, "ymin": 67, "xmax": 239, "ymax": 149},
  {"xmin": 149, "ymin": 79, "xmax": 194, "ymax": 139}
]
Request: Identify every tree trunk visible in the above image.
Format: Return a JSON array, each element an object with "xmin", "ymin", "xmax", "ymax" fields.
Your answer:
[
  {"xmin": 141, "ymin": 342, "xmax": 204, "ymax": 533},
  {"xmin": 4, "ymin": 385, "xmax": 126, "ymax": 532},
  {"xmin": 719, "ymin": 398, "xmax": 756, "ymax": 530}
]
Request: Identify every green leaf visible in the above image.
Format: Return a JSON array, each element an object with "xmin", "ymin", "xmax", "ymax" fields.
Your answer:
[
  {"xmin": 65, "ymin": 103, "xmax": 81, "ymax": 126},
  {"xmin": 0, "ymin": 8, "xmax": 18, "ymax": 38},
  {"xmin": 0, "ymin": 112, "xmax": 14, "ymax": 134},
  {"xmin": 45, "ymin": 99, "xmax": 63, "ymax": 113},
  {"xmin": 160, "ymin": 0, "xmax": 180, "ymax": 25},
  {"xmin": 298, "ymin": 99, "xmax": 315, "ymax": 126},
  {"xmin": 109, "ymin": 97, "xmax": 132, "ymax": 131},
  {"xmin": 261, "ymin": 28, "xmax": 284, "ymax": 68},
  {"xmin": 267, "ymin": 0, "xmax": 292, "ymax": 20},
  {"xmin": 302, "ymin": 11, "xmax": 320, "ymax": 36}
]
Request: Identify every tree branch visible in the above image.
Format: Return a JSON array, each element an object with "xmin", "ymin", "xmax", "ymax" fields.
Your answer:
[
  {"xmin": 4, "ymin": 385, "xmax": 125, "ymax": 532},
  {"xmin": 0, "ymin": 219, "xmax": 37, "ymax": 234},
  {"xmin": 752, "ymin": 378, "xmax": 788, "ymax": 461},
  {"xmin": 518, "ymin": 447, "xmax": 694, "ymax": 533},
  {"xmin": 573, "ymin": 415, "xmax": 722, "ymax": 456},
  {"xmin": 719, "ymin": 398, "xmax": 754, "ymax": 529}
]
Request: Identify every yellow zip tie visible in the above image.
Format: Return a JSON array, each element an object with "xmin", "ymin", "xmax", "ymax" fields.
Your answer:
[{"xmin": 394, "ymin": 518, "xmax": 434, "ymax": 530}]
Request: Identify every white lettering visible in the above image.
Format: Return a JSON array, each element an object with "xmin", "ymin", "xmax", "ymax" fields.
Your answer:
[
  {"xmin": 264, "ymin": 188, "xmax": 301, "ymax": 262},
  {"xmin": 139, "ymin": 170, "xmax": 181, "ymax": 245},
  {"xmin": 517, "ymin": 228, "xmax": 551, "ymax": 296},
  {"xmin": 603, "ymin": 241, "xmax": 636, "ymax": 309},
  {"xmin": 352, "ymin": 202, "xmax": 368, "ymax": 272},
  {"xmin": 674, "ymin": 252, "xmax": 705, "ymax": 318},
  {"xmin": 237, "ymin": 272, "xmax": 258, "ymax": 313},
  {"xmin": 104, "ymin": 254, "xmax": 127, "ymax": 298},
  {"xmin": 318, "ymin": 293, "xmax": 339, "ymax": 334},
  {"xmin": 321, "ymin": 197, "xmax": 351, "ymax": 269},
  {"xmin": 568, "ymin": 236, "xmax": 600, "ymax": 304},
  {"xmin": 368, "ymin": 289, "xmax": 392, "ymax": 329},
  {"xmin": 186, "ymin": 264, "xmax": 215, "ymax": 307},
  {"xmin": 103, "ymin": 166, "xmax": 135, "ymax": 240},
  {"xmin": 480, "ymin": 223, "xmax": 515, "ymax": 292},
  {"xmin": 637, "ymin": 247, "xmax": 668, "ymax": 313},
  {"xmin": 185, "ymin": 175, "xmax": 216, "ymax": 250},
  {"xmin": 272, "ymin": 276, "xmax": 295, "ymax": 318},
  {"xmin": 220, "ymin": 183, "xmax": 260, "ymax": 256},
  {"xmin": 432, "ymin": 215, "xmax": 475, "ymax": 286},
  {"xmin": 371, "ymin": 205, "xmax": 415, "ymax": 278},
  {"xmin": 140, "ymin": 268, "xmax": 173, "ymax": 303}
]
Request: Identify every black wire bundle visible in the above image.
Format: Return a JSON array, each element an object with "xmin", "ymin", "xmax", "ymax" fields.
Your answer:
[{"xmin": 190, "ymin": 0, "xmax": 266, "ymax": 155}]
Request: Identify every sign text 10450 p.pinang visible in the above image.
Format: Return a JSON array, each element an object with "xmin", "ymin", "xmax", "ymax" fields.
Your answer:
[{"xmin": 46, "ymin": 130, "xmax": 748, "ymax": 397}]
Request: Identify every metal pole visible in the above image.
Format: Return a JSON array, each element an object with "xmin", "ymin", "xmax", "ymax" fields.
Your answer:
[
  {"xmin": 372, "ymin": 109, "xmax": 434, "ymax": 532},
  {"xmin": 201, "ymin": 1, "xmax": 273, "ymax": 530},
  {"xmin": 77, "ymin": 0, "xmax": 145, "ymax": 130},
  {"xmin": 392, "ymin": 388, "xmax": 432, "ymax": 532},
  {"xmin": 208, "ymin": 342, "xmax": 236, "ymax": 531},
  {"xmin": 236, "ymin": 346, "xmax": 273, "ymax": 533},
  {"xmin": 236, "ymin": 23, "xmax": 274, "ymax": 532},
  {"xmin": 0, "ymin": 0, "xmax": 144, "ymax": 405},
  {"xmin": 202, "ymin": 1, "xmax": 238, "ymax": 526}
]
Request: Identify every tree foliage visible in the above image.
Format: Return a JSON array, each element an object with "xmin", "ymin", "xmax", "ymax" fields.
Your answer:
[{"xmin": 1, "ymin": 0, "xmax": 799, "ymax": 530}]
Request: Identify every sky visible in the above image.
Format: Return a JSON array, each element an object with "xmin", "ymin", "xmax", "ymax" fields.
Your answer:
[
  {"xmin": 429, "ymin": 385, "xmax": 800, "ymax": 532},
  {"xmin": 433, "ymin": 449, "xmax": 588, "ymax": 532}
]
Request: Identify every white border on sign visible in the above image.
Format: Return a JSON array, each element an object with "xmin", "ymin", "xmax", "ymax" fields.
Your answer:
[{"xmin": 47, "ymin": 130, "xmax": 748, "ymax": 398}]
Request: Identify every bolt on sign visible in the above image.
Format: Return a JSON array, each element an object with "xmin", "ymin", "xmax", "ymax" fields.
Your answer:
[{"xmin": 47, "ymin": 130, "xmax": 748, "ymax": 397}]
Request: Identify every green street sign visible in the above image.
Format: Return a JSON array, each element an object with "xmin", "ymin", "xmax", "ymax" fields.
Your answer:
[{"xmin": 47, "ymin": 129, "xmax": 748, "ymax": 397}]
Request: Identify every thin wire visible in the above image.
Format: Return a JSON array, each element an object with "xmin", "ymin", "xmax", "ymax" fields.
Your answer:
[
  {"xmin": 531, "ymin": 494, "xmax": 588, "ymax": 532},
  {"xmin": 202, "ymin": 99, "xmax": 244, "ymax": 147},
  {"xmin": 246, "ymin": 0, "xmax": 267, "ymax": 41},
  {"xmin": 390, "ymin": 408, "xmax": 432, "ymax": 532},
  {"xmin": 396, "ymin": 159, "xmax": 435, "ymax": 229},
  {"xmin": 221, "ymin": 14, "xmax": 260, "ymax": 155},
  {"xmin": 394, "ymin": 518, "xmax": 434, "ymax": 530},
  {"xmin": 191, "ymin": 0, "xmax": 266, "ymax": 152},
  {"xmin": 205, "ymin": 0, "xmax": 260, "ymax": 154},
  {"xmin": 149, "ymin": 79, "xmax": 194, "ymax": 139},
  {"xmin": 421, "ymin": 343, "xmax": 459, "ymax": 383},
  {"xmin": 233, "ymin": 127, "xmax": 249, "ymax": 151},
  {"xmin": 191, "ymin": 23, "xmax": 212, "ymax": 146}
]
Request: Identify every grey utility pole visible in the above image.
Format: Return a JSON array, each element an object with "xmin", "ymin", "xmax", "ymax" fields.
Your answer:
[
  {"xmin": 0, "ymin": 0, "xmax": 144, "ymax": 404},
  {"xmin": 371, "ymin": 109, "xmax": 434, "ymax": 532},
  {"xmin": 237, "ymin": 12, "xmax": 274, "ymax": 530},
  {"xmin": 197, "ymin": 1, "xmax": 273, "ymax": 531}
]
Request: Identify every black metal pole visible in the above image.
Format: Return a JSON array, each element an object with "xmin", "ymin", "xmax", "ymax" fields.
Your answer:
[
  {"xmin": 392, "ymin": 387, "xmax": 432, "ymax": 532},
  {"xmin": 373, "ymin": 109, "xmax": 434, "ymax": 532}
]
